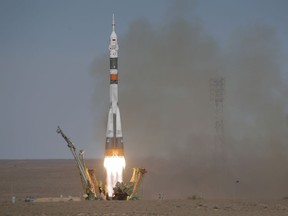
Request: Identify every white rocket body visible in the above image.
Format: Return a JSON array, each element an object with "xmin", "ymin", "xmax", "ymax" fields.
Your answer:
[{"xmin": 105, "ymin": 15, "xmax": 124, "ymax": 157}]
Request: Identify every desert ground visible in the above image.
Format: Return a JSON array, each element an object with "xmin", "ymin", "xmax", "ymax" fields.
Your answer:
[{"xmin": 1, "ymin": 160, "xmax": 288, "ymax": 216}]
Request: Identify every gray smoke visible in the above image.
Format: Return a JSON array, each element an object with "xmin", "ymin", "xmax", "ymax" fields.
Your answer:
[{"xmin": 92, "ymin": 2, "xmax": 288, "ymax": 199}]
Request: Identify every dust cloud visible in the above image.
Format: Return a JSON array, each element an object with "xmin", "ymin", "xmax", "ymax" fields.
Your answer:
[{"xmin": 92, "ymin": 1, "xmax": 288, "ymax": 199}]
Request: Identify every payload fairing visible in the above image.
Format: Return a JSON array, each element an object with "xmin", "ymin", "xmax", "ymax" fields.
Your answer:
[{"xmin": 105, "ymin": 14, "xmax": 124, "ymax": 157}]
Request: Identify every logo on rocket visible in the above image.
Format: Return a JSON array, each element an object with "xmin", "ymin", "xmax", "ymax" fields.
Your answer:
[{"xmin": 105, "ymin": 14, "xmax": 124, "ymax": 157}]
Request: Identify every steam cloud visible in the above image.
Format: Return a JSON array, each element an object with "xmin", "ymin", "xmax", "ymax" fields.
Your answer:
[{"xmin": 92, "ymin": 2, "xmax": 288, "ymax": 199}]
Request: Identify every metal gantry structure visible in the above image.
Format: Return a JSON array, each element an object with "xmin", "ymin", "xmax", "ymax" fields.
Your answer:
[
  {"xmin": 209, "ymin": 77, "xmax": 229, "ymax": 195},
  {"xmin": 209, "ymin": 77, "xmax": 225, "ymax": 155},
  {"xmin": 56, "ymin": 126, "xmax": 102, "ymax": 200}
]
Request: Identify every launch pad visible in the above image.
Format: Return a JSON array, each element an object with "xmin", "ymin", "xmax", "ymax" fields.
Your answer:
[{"xmin": 57, "ymin": 126, "xmax": 146, "ymax": 200}]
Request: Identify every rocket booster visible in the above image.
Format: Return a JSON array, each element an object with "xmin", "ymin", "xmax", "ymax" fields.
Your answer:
[{"xmin": 105, "ymin": 15, "xmax": 124, "ymax": 157}]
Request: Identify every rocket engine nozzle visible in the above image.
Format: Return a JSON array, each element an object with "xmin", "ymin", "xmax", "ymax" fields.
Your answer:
[{"xmin": 105, "ymin": 148, "xmax": 124, "ymax": 157}]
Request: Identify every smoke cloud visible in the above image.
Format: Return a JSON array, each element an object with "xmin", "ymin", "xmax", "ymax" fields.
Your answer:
[{"xmin": 92, "ymin": 1, "xmax": 288, "ymax": 199}]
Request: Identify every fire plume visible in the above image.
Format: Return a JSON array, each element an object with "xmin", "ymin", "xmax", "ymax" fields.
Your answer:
[{"xmin": 104, "ymin": 155, "xmax": 126, "ymax": 197}]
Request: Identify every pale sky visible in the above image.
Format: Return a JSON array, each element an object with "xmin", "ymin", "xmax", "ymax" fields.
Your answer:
[{"xmin": 0, "ymin": 0, "xmax": 287, "ymax": 159}]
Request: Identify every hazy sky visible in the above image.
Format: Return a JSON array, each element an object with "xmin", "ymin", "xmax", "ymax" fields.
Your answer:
[{"xmin": 0, "ymin": 0, "xmax": 287, "ymax": 159}]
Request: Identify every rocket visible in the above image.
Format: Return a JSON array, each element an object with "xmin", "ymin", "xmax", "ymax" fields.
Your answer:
[{"xmin": 105, "ymin": 14, "xmax": 124, "ymax": 157}]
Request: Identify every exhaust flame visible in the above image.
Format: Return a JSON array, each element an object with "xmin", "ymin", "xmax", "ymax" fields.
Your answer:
[{"xmin": 104, "ymin": 155, "xmax": 126, "ymax": 197}]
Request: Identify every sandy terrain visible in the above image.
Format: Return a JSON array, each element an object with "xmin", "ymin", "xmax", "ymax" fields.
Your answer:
[
  {"xmin": 1, "ymin": 160, "xmax": 288, "ymax": 216},
  {"xmin": 2, "ymin": 198, "xmax": 288, "ymax": 216}
]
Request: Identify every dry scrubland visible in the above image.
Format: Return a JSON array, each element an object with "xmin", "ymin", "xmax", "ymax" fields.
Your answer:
[{"xmin": 1, "ymin": 160, "xmax": 288, "ymax": 216}]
